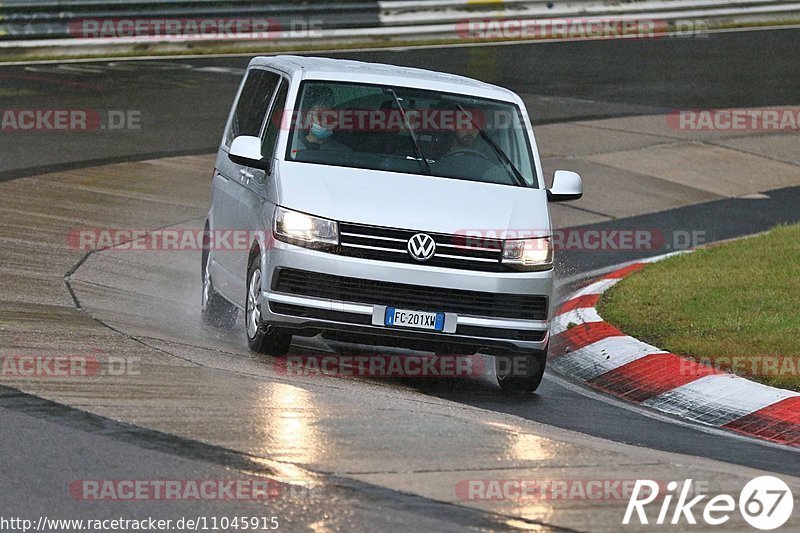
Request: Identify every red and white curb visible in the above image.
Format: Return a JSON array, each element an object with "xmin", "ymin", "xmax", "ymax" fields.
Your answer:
[{"xmin": 551, "ymin": 256, "xmax": 800, "ymax": 447}]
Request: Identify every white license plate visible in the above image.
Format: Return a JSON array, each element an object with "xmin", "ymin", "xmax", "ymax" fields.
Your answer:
[{"xmin": 384, "ymin": 307, "xmax": 445, "ymax": 331}]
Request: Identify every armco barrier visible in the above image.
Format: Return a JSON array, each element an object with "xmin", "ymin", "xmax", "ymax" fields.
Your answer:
[
  {"xmin": 0, "ymin": 0, "xmax": 799, "ymax": 55},
  {"xmin": 0, "ymin": 1, "xmax": 381, "ymax": 40},
  {"xmin": 379, "ymin": 0, "xmax": 800, "ymax": 24}
]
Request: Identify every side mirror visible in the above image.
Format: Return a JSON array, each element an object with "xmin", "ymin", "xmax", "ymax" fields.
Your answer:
[
  {"xmin": 547, "ymin": 170, "xmax": 583, "ymax": 202},
  {"xmin": 229, "ymin": 135, "xmax": 270, "ymax": 171}
]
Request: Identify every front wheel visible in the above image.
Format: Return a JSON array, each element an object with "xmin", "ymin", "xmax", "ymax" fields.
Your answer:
[
  {"xmin": 245, "ymin": 255, "xmax": 292, "ymax": 355},
  {"xmin": 201, "ymin": 230, "xmax": 238, "ymax": 328},
  {"xmin": 495, "ymin": 346, "xmax": 547, "ymax": 394}
]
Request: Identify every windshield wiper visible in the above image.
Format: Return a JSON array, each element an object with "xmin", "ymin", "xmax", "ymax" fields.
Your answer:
[
  {"xmin": 456, "ymin": 104, "xmax": 527, "ymax": 187},
  {"xmin": 386, "ymin": 88, "xmax": 432, "ymax": 176}
]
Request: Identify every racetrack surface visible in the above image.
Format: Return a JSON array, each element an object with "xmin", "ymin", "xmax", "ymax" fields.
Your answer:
[{"xmin": 1, "ymin": 27, "xmax": 799, "ymax": 531}]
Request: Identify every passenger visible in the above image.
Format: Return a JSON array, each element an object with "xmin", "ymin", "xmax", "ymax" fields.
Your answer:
[{"xmin": 290, "ymin": 86, "xmax": 350, "ymax": 157}]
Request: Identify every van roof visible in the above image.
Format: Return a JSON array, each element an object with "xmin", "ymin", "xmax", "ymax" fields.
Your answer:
[{"xmin": 248, "ymin": 55, "xmax": 518, "ymax": 102}]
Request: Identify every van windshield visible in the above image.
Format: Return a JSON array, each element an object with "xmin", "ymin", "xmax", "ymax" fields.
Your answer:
[{"xmin": 284, "ymin": 80, "xmax": 538, "ymax": 188}]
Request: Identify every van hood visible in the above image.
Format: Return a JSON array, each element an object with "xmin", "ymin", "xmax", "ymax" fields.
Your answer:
[{"xmin": 275, "ymin": 162, "xmax": 551, "ymax": 237}]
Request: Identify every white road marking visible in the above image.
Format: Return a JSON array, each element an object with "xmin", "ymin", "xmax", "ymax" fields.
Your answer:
[
  {"xmin": 643, "ymin": 374, "xmax": 800, "ymax": 426},
  {"xmin": 543, "ymin": 372, "xmax": 800, "ymax": 452},
  {"xmin": 551, "ymin": 306, "xmax": 604, "ymax": 334},
  {"xmin": 551, "ymin": 335, "xmax": 665, "ymax": 381}
]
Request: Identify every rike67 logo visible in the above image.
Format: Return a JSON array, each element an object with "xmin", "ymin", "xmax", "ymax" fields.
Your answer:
[{"xmin": 624, "ymin": 477, "xmax": 794, "ymax": 529}]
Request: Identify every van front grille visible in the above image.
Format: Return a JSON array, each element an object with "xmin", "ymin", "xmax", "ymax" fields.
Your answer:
[
  {"xmin": 273, "ymin": 268, "xmax": 548, "ymax": 321},
  {"xmin": 334, "ymin": 221, "xmax": 510, "ymax": 272}
]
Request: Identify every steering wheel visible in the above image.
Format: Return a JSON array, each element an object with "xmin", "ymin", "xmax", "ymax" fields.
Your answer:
[{"xmin": 439, "ymin": 149, "xmax": 492, "ymax": 162}]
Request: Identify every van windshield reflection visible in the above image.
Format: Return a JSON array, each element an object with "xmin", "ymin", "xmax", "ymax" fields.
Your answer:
[{"xmin": 285, "ymin": 81, "xmax": 538, "ymax": 188}]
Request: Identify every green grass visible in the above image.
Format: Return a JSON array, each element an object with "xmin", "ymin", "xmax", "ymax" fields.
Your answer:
[{"xmin": 597, "ymin": 223, "xmax": 800, "ymax": 391}]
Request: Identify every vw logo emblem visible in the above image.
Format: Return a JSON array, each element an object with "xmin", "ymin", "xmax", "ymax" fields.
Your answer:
[{"xmin": 407, "ymin": 233, "xmax": 436, "ymax": 262}]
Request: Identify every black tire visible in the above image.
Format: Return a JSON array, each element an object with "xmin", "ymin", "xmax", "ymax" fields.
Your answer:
[
  {"xmin": 495, "ymin": 345, "xmax": 547, "ymax": 394},
  {"xmin": 201, "ymin": 224, "xmax": 238, "ymax": 328},
  {"xmin": 245, "ymin": 252, "xmax": 292, "ymax": 355}
]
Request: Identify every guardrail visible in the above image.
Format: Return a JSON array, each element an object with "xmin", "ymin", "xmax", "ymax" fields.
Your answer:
[
  {"xmin": 380, "ymin": 0, "xmax": 800, "ymax": 24},
  {"xmin": 0, "ymin": 1, "xmax": 381, "ymax": 40},
  {"xmin": 1, "ymin": 0, "xmax": 799, "ymax": 55}
]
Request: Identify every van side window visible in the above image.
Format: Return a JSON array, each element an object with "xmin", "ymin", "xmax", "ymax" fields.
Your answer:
[
  {"xmin": 262, "ymin": 80, "xmax": 289, "ymax": 160},
  {"xmin": 226, "ymin": 69, "xmax": 280, "ymax": 146}
]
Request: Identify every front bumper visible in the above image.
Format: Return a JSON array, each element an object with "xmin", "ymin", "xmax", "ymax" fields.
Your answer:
[{"xmin": 260, "ymin": 241, "xmax": 552, "ymax": 353}]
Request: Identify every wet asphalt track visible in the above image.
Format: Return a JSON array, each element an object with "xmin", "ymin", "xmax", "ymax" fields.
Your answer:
[{"xmin": 1, "ymin": 27, "xmax": 800, "ymax": 529}]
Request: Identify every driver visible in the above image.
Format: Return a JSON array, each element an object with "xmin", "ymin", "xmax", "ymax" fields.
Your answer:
[
  {"xmin": 290, "ymin": 86, "xmax": 350, "ymax": 158},
  {"xmin": 443, "ymin": 110, "xmax": 485, "ymax": 156},
  {"xmin": 450, "ymin": 123, "xmax": 478, "ymax": 151}
]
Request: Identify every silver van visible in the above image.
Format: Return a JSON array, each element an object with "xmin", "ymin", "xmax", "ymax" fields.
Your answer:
[{"xmin": 202, "ymin": 56, "xmax": 583, "ymax": 392}]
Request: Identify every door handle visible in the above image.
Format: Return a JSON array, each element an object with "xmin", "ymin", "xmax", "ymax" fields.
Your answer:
[{"xmin": 239, "ymin": 169, "xmax": 254, "ymax": 180}]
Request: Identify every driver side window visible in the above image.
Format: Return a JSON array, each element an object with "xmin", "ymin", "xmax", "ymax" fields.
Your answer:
[
  {"xmin": 262, "ymin": 80, "xmax": 289, "ymax": 160},
  {"xmin": 226, "ymin": 69, "xmax": 280, "ymax": 146}
]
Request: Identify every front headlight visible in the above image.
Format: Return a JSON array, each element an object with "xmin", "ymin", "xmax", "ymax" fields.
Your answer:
[
  {"xmin": 502, "ymin": 237, "xmax": 553, "ymax": 270},
  {"xmin": 273, "ymin": 206, "xmax": 338, "ymax": 248}
]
